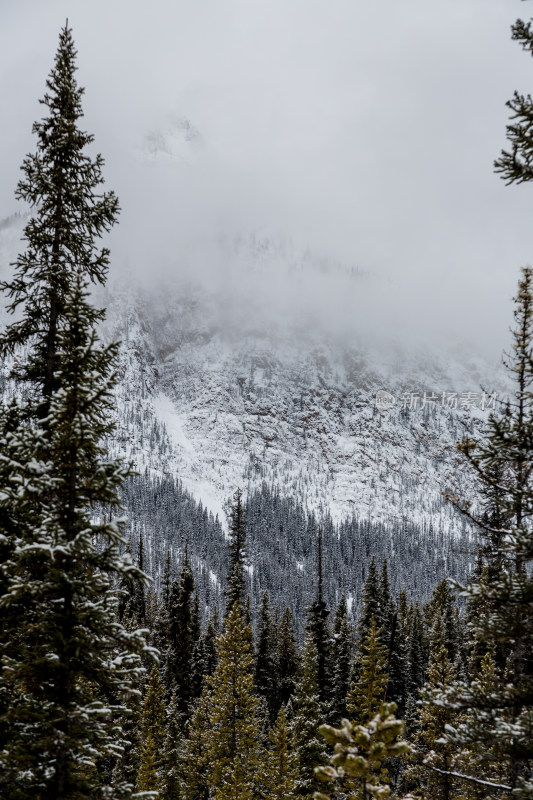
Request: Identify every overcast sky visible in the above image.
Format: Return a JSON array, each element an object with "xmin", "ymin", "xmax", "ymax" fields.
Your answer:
[{"xmin": 1, "ymin": 0, "xmax": 533, "ymax": 356}]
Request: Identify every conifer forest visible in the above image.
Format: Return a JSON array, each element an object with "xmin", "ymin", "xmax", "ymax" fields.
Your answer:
[{"xmin": 1, "ymin": 5, "xmax": 533, "ymax": 800}]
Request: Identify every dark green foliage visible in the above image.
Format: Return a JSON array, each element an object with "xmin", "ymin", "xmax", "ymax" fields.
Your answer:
[
  {"xmin": 331, "ymin": 594, "xmax": 352, "ymax": 721},
  {"xmin": 276, "ymin": 607, "xmax": 300, "ymax": 710},
  {"xmin": 0, "ymin": 25, "xmax": 150, "ymax": 799},
  {"xmin": 255, "ymin": 591, "xmax": 278, "ymax": 720},
  {"xmin": 495, "ymin": 17, "xmax": 533, "ymax": 185},
  {"xmin": 0, "ymin": 24, "xmax": 119, "ymax": 415},
  {"xmin": 289, "ymin": 634, "xmax": 328, "ymax": 797},
  {"xmin": 225, "ymin": 488, "xmax": 248, "ymax": 615},
  {"xmin": 435, "ymin": 268, "xmax": 533, "ymax": 796},
  {"xmin": 305, "ymin": 528, "xmax": 332, "ymax": 706},
  {"xmin": 167, "ymin": 547, "xmax": 199, "ymax": 714}
]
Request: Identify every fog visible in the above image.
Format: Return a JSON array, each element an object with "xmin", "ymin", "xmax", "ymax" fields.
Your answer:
[{"xmin": 1, "ymin": 0, "xmax": 533, "ymax": 357}]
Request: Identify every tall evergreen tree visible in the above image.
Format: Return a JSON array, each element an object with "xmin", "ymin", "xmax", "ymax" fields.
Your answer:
[
  {"xmin": 305, "ymin": 528, "xmax": 331, "ymax": 706},
  {"xmin": 207, "ymin": 602, "xmax": 261, "ymax": 800},
  {"xmin": 254, "ymin": 590, "xmax": 277, "ymax": 720},
  {"xmin": 357, "ymin": 556, "xmax": 380, "ymax": 644},
  {"xmin": 225, "ymin": 488, "xmax": 247, "ymax": 615},
  {"xmin": 167, "ymin": 547, "xmax": 198, "ymax": 712},
  {"xmin": 0, "ymin": 23, "xmax": 119, "ymax": 412},
  {"xmin": 260, "ymin": 705, "xmax": 298, "ymax": 800},
  {"xmin": 437, "ymin": 268, "xmax": 533, "ymax": 797},
  {"xmin": 404, "ymin": 644, "xmax": 460, "ymax": 800},
  {"xmin": 289, "ymin": 633, "xmax": 328, "ymax": 797},
  {"xmin": 0, "ymin": 25, "xmax": 150, "ymax": 799},
  {"xmin": 276, "ymin": 607, "xmax": 299, "ymax": 710},
  {"xmin": 331, "ymin": 594, "xmax": 353, "ymax": 722},
  {"xmin": 137, "ymin": 666, "xmax": 166, "ymax": 794},
  {"xmin": 346, "ymin": 616, "xmax": 389, "ymax": 724}
]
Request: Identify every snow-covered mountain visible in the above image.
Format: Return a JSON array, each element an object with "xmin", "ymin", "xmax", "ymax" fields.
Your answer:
[
  {"xmin": 100, "ymin": 235, "xmax": 506, "ymax": 536},
  {"xmin": 0, "ymin": 213, "xmax": 506, "ymax": 538}
]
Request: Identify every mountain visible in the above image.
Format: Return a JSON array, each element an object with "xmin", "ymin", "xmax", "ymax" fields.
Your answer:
[{"xmin": 0, "ymin": 213, "xmax": 504, "ymax": 615}]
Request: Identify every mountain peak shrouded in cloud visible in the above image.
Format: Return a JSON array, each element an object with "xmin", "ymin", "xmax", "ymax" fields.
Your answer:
[{"xmin": 140, "ymin": 115, "xmax": 203, "ymax": 162}]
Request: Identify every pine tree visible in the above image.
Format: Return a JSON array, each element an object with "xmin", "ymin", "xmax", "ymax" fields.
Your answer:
[
  {"xmin": 406, "ymin": 603, "xmax": 426, "ymax": 697},
  {"xmin": 167, "ymin": 547, "xmax": 198, "ymax": 713},
  {"xmin": 386, "ymin": 590, "xmax": 409, "ymax": 716},
  {"xmin": 0, "ymin": 23, "xmax": 119, "ymax": 413},
  {"xmin": 180, "ymin": 689, "xmax": 212, "ymax": 800},
  {"xmin": 207, "ymin": 602, "xmax": 261, "ymax": 800},
  {"xmin": 357, "ymin": 556, "xmax": 380, "ymax": 643},
  {"xmin": 315, "ymin": 702, "xmax": 410, "ymax": 800},
  {"xmin": 346, "ymin": 616, "xmax": 389, "ymax": 724},
  {"xmin": 404, "ymin": 644, "xmax": 459, "ymax": 800},
  {"xmin": 161, "ymin": 689, "xmax": 183, "ymax": 800},
  {"xmin": 306, "ymin": 528, "xmax": 332, "ymax": 706},
  {"xmin": 260, "ymin": 705, "xmax": 298, "ymax": 800},
  {"xmin": 331, "ymin": 594, "xmax": 353, "ymax": 722},
  {"xmin": 289, "ymin": 633, "xmax": 328, "ymax": 797},
  {"xmin": 225, "ymin": 489, "xmax": 247, "ymax": 615},
  {"xmin": 0, "ymin": 268, "xmax": 150, "ymax": 797},
  {"xmin": 378, "ymin": 559, "xmax": 395, "ymax": 649},
  {"xmin": 436, "ymin": 268, "xmax": 533, "ymax": 797},
  {"xmin": 131, "ymin": 535, "xmax": 147, "ymax": 626},
  {"xmin": 137, "ymin": 666, "xmax": 166, "ymax": 793},
  {"xmin": 255, "ymin": 590, "xmax": 277, "ymax": 720},
  {"xmin": 277, "ymin": 606, "xmax": 300, "ymax": 710},
  {"xmin": 495, "ymin": 17, "xmax": 533, "ymax": 185},
  {"xmin": 0, "ymin": 25, "xmax": 150, "ymax": 798}
]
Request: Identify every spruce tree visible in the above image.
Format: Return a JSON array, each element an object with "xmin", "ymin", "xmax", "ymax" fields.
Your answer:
[
  {"xmin": 260, "ymin": 705, "xmax": 298, "ymax": 800},
  {"xmin": 436, "ymin": 268, "xmax": 533, "ymax": 797},
  {"xmin": 357, "ymin": 556, "xmax": 380, "ymax": 644},
  {"xmin": 180, "ymin": 689, "xmax": 212, "ymax": 800},
  {"xmin": 207, "ymin": 602, "xmax": 261, "ymax": 800},
  {"xmin": 331, "ymin": 594, "xmax": 353, "ymax": 722},
  {"xmin": 306, "ymin": 528, "xmax": 332, "ymax": 706},
  {"xmin": 225, "ymin": 488, "xmax": 247, "ymax": 615},
  {"xmin": 0, "ymin": 25, "xmax": 150, "ymax": 798},
  {"xmin": 0, "ymin": 23, "xmax": 119, "ymax": 413},
  {"xmin": 289, "ymin": 633, "xmax": 328, "ymax": 797},
  {"xmin": 405, "ymin": 644, "xmax": 459, "ymax": 800},
  {"xmin": 137, "ymin": 666, "xmax": 166, "ymax": 793},
  {"xmin": 495, "ymin": 16, "xmax": 533, "ymax": 185},
  {"xmin": 315, "ymin": 703, "xmax": 410, "ymax": 800},
  {"xmin": 277, "ymin": 606, "xmax": 300, "ymax": 710},
  {"xmin": 161, "ymin": 690, "xmax": 183, "ymax": 800},
  {"xmin": 346, "ymin": 616, "xmax": 389, "ymax": 724},
  {"xmin": 255, "ymin": 590, "xmax": 277, "ymax": 720},
  {"xmin": 167, "ymin": 547, "xmax": 197, "ymax": 712}
]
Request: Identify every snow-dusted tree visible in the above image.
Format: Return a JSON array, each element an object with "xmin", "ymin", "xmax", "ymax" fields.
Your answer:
[
  {"xmin": 306, "ymin": 528, "xmax": 332, "ymax": 706},
  {"xmin": 314, "ymin": 702, "xmax": 410, "ymax": 800},
  {"xmin": 260, "ymin": 705, "xmax": 298, "ymax": 800},
  {"xmin": 346, "ymin": 616, "xmax": 389, "ymax": 724},
  {"xmin": 0, "ymin": 271, "xmax": 151, "ymax": 798},
  {"xmin": 137, "ymin": 666, "xmax": 166, "ymax": 793},
  {"xmin": 255, "ymin": 590, "xmax": 277, "ymax": 720},
  {"xmin": 225, "ymin": 489, "xmax": 247, "ymax": 615},
  {"xmin": 331, "ymin": 594, "xmax": 353, "ymax": 722},
  {"xmin": 289, "ymin": 633, "xmax": 329, "ymax": 797},
  {"xmin": 0, "ymin": 23, "xmax": 119, "ymax": 414},
  {"xmin": 167, "ymin": 546, "xmax": 198, "ymax": 710},
  {"xmin": 277, "ymin": 606, "xmax": 300, "ymax": 710},
  {"xmin": 495, "ymin": 16, "xmax": 533, "ymax": 185},
  {"xmin": 0, "ymin": 24, "xmax": 151, "ymax": 799},
  {"xmin": 207, "ymin": 602, "xmax": 261, "ymax": 800},
  {"xmin": 437, "ymin": 267, "xmax": 533, "ymax": 798},
  {"xmin": 404, "ymin": 643, "xmax": 459, "ymax": 800}
]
